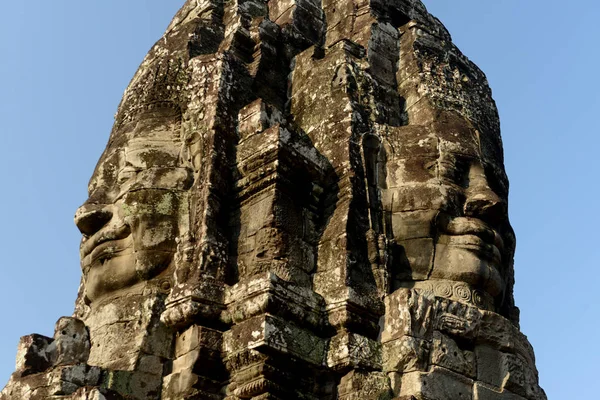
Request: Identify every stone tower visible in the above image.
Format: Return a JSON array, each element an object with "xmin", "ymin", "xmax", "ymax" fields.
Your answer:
[{"xmin": 1, "ymin": 0, "xmax": 545, "ymax": 399}]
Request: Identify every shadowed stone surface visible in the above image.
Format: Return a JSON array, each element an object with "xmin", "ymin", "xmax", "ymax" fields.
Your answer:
[{"xmin": 1, "ymin": 0, "xmax": 545, "ymax": 399}]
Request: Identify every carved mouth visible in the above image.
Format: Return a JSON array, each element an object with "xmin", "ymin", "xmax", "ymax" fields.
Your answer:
[
  {"xmin": 441, "ymin": 217, "xmax": 504, "ymax": 263},
  {"xmin": 81, "ymin": 224, "xmax": 132, "ymax": 261},
  {"xmin": 445, "ymin": 234, "xmax": 502, "ymax": 265},
  {"xmin": 89, "ymin": 238, "xmax": 132, "ymax": 266}
]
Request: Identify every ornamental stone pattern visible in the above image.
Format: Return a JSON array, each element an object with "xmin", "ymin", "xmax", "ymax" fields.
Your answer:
[{"xmin": 1, "ymin": 0, "xmax": 545, "ymax": 399}]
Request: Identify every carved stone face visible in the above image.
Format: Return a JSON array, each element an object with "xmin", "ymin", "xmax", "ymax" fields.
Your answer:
[
  {"xmin": 74, "ymin": 113, "xmax": 192, "ymax": 303},
  {"xmin": 382, "ymin": 118, "xmax": 515, "ymax": 307}
]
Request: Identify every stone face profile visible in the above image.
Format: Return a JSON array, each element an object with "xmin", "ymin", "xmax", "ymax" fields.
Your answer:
[
  {"xmin": 76, "ymin": 126, "xmax": 192, "ymax": 302},
  {"xmin": 1, "ymin": 0, "xmax": 545, "ymax": 399}
]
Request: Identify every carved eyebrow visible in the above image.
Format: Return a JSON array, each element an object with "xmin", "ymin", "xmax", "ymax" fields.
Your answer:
[
  {"xmin": 118, "ymin": 164, "xmax": 140, "ymax": 172},
  {"xmin": 111, "ymin": 167, "xmax": 191, "ymax": 199}
]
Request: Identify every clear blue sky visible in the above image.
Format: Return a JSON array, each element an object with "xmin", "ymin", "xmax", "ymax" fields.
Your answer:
[{"xmin": 0, "ymin": 1, "xmax": 597, "ymax": 397}]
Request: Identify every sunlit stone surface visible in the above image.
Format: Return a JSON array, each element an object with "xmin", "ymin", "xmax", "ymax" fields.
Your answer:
[{"xmin": 1, "ymin": 1, "xmax": 545, "ymax": 399}]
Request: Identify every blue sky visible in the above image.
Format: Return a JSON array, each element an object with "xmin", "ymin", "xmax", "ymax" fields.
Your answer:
[{"xmin": 0, "ymin": 1, "xmax": 597, "ymax": 398}]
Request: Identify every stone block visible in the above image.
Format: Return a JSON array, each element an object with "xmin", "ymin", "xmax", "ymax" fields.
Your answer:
[
  {"xmin": 430, "ymin": 331, "xmax": 476, "ymax": 378},
  {"xmin": 474, "ymin": 383, "xmax": 526, "ymax": 400},
  {"xmin": 23, "ymin": 365, "xmax": 103, "ymax": 397},
  {"xmin": 103, "ymin": 370, "xmax": 162, "ymax": 400},
  {"xmin": 240, "ymin": 196, "xmax": 276, "ymax": 238},
  {"xmin": 475, "ymin": 345, "xmax": 504, "ymax": 388},
  {"xmin": 434, "ymin": 299, "xmax": 481, "ymax": 340},
  {"xmin": 390, "ymin": 237, "xmax": 435, "ymax": 280},
  {"xmin": 224, "ymin": 314, "xmax": 326, "ymax": 366},
  {"xmin": 269, "ymin": 0, "xmax": 324, "ymax": 46},
  {"xmin": 14, "ymin": 334, "xmax": 52, "ymax": 377},
  {"xmin": 128, "ymin": 371, "xmax": 162, "ymax": 399},
  {"xmin": 384, "ymin": 156, "xmax": 439, "ymax": 187},
  {"xmin": 398, "ymin": 366, "xmax": 473, "ymax": 400},
  {"xmin": 337, "ymin": 370, "xmax": 392, "ymax": 400},
  {"xmin": 236, "ymin": 127, "xmax": 280, "ymax": 173},
  {"xmin": 367, "ymin": 23, "xmax": 399, "ymax": 85},
  {"xmin": 87, "ymin": 294, "xmax": 170, "ymax": 371},
  {"xmin": 238, "ymin": 100, "xmax": 283, "ymax": 140},
  {"xmin": 322, "ymin": 300, "xmax": 382, "ymax": 338},
  {"xmin": 162, "ymin": 370, "xmax": 199, "ymax": 400},
  {"xmin": 55, "ymin": 364, "xmax": 103, "ymax": 388},
  {"xmin": 175, "ymin": 325, "xmax": 223, "ymax": 358},
  {"xmin": 227, "ymin": 272, "xmax": 324, "ymax": 330},
  {"xmin": 327, "ymin": 331, "xmax": 382, "ymax": 370},
  {"xmin": 384, "ymin": 208, "xmax": 436, "ymax": 238},
  {"xmin": 383, "ymin": 336, "xmax": 429, "ymax": 373},
  {"xmin": 475, "ymin": 344, "xmax": 544, "ymax": 399},
  {"xmin": 477, "ymin": 310, "xmax": 536, "ymax": 365},
  {"xmin": 162, "ymin": 279, "xmax": 228, "ymax": 329},
  {"xmin": 48, "ymin": 317, "xmax": 90, "ymax": 367},
  {"xmin": 173, "ymin": 350, "xmax": 200, "ymax": 375},
  {"xmin": 382, "ymin": 289, "xmax": 435, "ymax": 343},
  {"xmin": 137, "ymin": 354, "xmax": 164, "ymax": 375},
  {"xmin": 322, "ymin": 0, "xmax": 357, "ymax": 47},
  {"xmin": 57, "ymin": 387, "xmax": 109, "ymax": 400},
  {"xmin": 501, "ymin": 353, "xmax": 546, "ymax": 400},
  {"xmin": 384, "ymin": 185, "xmax": 460, "ymax": 213}
]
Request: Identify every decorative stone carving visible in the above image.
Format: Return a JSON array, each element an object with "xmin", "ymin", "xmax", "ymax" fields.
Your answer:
[
  {"xmin": 46, "ymin": 318, "xmax": 90, "ymax": 367},
  {"xmin": 1, "ymin": 0, "xmax": 545, "ymax": 399}
]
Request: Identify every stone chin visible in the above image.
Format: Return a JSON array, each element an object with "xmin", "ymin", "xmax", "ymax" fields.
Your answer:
[
  {"xmin": 397, "ymin": 215, "xmax": 509, "ymax": 302},
  {"xmin": 432, "ymin": 240, "xmax": 505, "ymax": 298},
  {"xmin": 433, "ymin": 215, "xmax": 508, "ymax": 298},
  {"xmin": 83, "ymin": 249, "xmax": 173, "ymax": 303}
]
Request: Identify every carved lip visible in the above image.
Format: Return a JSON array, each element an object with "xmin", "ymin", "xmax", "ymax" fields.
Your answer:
[
  {"xmin": 445, "ymin": 235, "xmax": 502, "ymax": 265},
  {"xmin": 88, "ymin": 238, "xmax": 132, "ymax": 265},
  {"xmin": 442, "ymin": 217, "xmax": 504, "ymax": 263},
  {"xmin": 80, "ymin": 224, "xmax": 131, "ymax": 261}
]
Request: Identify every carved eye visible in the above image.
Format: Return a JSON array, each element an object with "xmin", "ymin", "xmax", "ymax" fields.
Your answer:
[{"xmin": 117, "ymin": 166, "xmax": 138, "ymax": 184}]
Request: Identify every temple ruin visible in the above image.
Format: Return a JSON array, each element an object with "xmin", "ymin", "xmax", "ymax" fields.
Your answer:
[{"xmin": 1, "ymin": 0, "xmax": 545, "ymax": 399}]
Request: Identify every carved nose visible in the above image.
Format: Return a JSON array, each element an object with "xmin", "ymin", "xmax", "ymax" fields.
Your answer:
[
  {"xmin": 74, "ymin": 204, "xmax": 113, "ymax": 237},
  {"xmin": 464, "ymin": 192, "xmax": 506, "ymax": 224},
  {"xmin": 464, "ymin": 163, "xmax": 507, "ymax": 224}
]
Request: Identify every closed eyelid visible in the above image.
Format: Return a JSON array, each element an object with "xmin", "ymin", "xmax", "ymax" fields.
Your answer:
[
  {"xmin": 117, "ymin": 166, "xmax": 140, "ymax": 178},
  {"xmin": 120, "ymin": 164, "xmax": 141, "ymax": 172}
]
